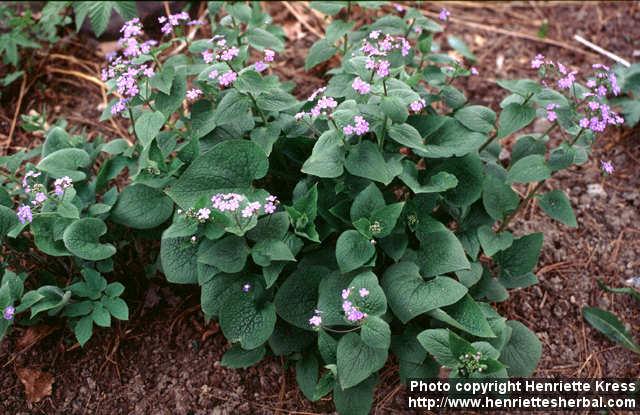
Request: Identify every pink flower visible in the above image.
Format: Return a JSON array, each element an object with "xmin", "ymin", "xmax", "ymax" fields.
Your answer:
[
  {"xmin": 220, "ymin": 46, "xmax": 239, "ymax": 61},
  {"xmin": 351, "ymin": 77, "xmax": 371, "ymax": 95},
  {"xmin": 264, "ymin": 49, "xmax": 275, "ymax": 62},
  {"xmin": 376, "ymin": 60, "xmax": 390, "ymax": 77},
  {"xmin": 309, "ymin": 315, "xmax": 322, "ymax": 327},
  {"xmin": 202, "ymin": 50, "xmax": 215, "ymax": 63},
  {"xmin": 218, "ymin": 71, "xmax": 237, "ymax": 87},
  {"xmin": 600, "ymin": 160, "xmax": 614, "ymax": 174},
  {"xmin": 531, "ymin": 54, "xmax": 545, "ymax": 69},
  {"xmin": 208, "ymin": 69, "xmax": 219, "ymax": 80},
  {"xmin": 254, "ymin": 61, "xmax": 268, "ymax": 72},
  {"xmin": 186, "ymin": 89, "xmax": 202, "ymax": 101},
  {"xmin": 409, "ymin": 99, "xmax": 426, "ymax": 113},
  {"xmin": 439, "ymin": 8, "xmax": 450, "ymax": 21},
  {"xmin": 471, "ymin": 67, "xmax": 479, "ymax": 75}
]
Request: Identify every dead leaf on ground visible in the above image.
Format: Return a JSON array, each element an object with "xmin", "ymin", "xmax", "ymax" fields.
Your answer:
[
  {"xmin": 16, "ymin": 325, "xmax": 58, "ymax": 351},
  {"xmin": 16, "ymin": 367, "xmax": 54, "ymax": 403}
]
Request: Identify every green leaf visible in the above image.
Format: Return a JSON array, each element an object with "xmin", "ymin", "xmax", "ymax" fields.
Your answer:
[
  {"xmin": 285, "ymin": 184, "xmax": 320, "ymax": 242},
  {"xmin": 360, "ymin": 316, "xmax": 391, "ymax": 350},
  {"xmin": 349, "ymin": 271, "xmax": 387, "ymax": 317},
  {"xmin": 246, "ymin": 28, "xmax": 284, "ymax": 51},
  {"xmin": 256, "ymin": 90, "xmax": 298, "ymax": 113},
  {"xmin": 213, "ymin": 91, "xmax": 251, "ymax": 126},
  {"xmin": 417, "ymin": 329, "xmax": 459, "ymax": 368},
  {"xmin": 416, "ymin": 220, "xmax": 470, "ymax": 277},
  {"xmin": 345, "ymin": 141, "xmax": 395, "ymax": 185},
  {"xmin": 190, "ymin": 100, "xmax": 217, "ymax": 139},
  {"xmin": 37, "ymin": 148, "xmax": 91, "ymax": 181},
  {"xmin": 583, "ymin": 307, "xmax": 640, "ymax": 354},
  {"xmin": 381, "ymin": 96, "xmax": 409, "ymax": 124},
  {"xmin": 74, "ymin": 315, "xmax": 93, "ymax": 346},
  {"xmin": 305, "ymin": 39, "xmax": 338, "ymax": 71},
  {"xmin": 454, "ymin": 105, "xmax": 496, "ymax": 134},
  {"xmin": 198, "ymin": 235, "xmax": 248, "ymax": 273},
  {"xmin": 350, "ymin": 183, "xmax": 385, "ymax": 222},
  {"xmin": 337, "ymin": 333, "xmax": 387, "ymax": 389},
  {"xmin": 399, "ymin": 163, "xmax": 458, "ymax": 194},
  {"xmin": 434, "ymin": 153, "xmax": 483, "ymax": 207},
  {"xmin": 382, "ymin": 262, "xmax": 467, "ymax": 323},
  {"xmin": 447, "ymin": 35, "xmax": 476, "ymax": 62},
  {"xmin": 497, "ymin": 103, "xmax": 536, "ymax": 138},
  {"xmin": 274, "ymin": 265, "xmax": 326, "ymax": 330},
  {"xmin": 411, "ymin": 116, "xmax": 486, "ymax": 158},
  {"xmin": 30, "ymin": 215, "xmax": 71, "ymax": 256},
  {"xmin": 221, "ymin": 344, "xmax": 266, "ymax": 368},
  {"xmin": 160, "ymin": 235, "xmax": 199, "ymax": 284},
  {"xmin": 387, "ymin": 123, "xmax": 424, "ymax": 150},
  {"xmin": 302, "ymin": 130, "xmax": 345, "ymax": 178},
  {"xmin": 370, "ymin": 203, "xmax": 404, "ymax": 239},
  {"xmin": 309, "ymin": 1, "xmax": 347, "ymax": 15},
  {"xmin": 325, "ymin": 19, "xmax": 355, "ymax": 43},
  {"xmin": 63, "ymin": 218, "xmax": 116, "ymax": 261},
  {"xmin": 494, "ymin": 233, "xmax": 543, "ymax": 280},
  {"xmin": 251, "ymin": 239, "xmax": 295, "ymax": 267},
  {"xmin": 499, "ymin": 320, "xmax": 543, "ymax": 375},
  {"xmin": 336, "ymin": 230, "xmax": 376, "ymax": 273},
  {"xmin": 477, "ymin": 226, "xmax": 514, "ymax": 257},
  {"xmin": 511, "ymin": 135, "xmax": 547, "ymax": 165},
  {"xmin": 333, "ymin": 375, "xmax": 377, "ymax": 415},
  {"xmin": 135, "ymin": 110, "xmax": 165, "ymax": 147},
  {"xmin": 441, "ymin": 85, "xmax": 467, "ymax": 109},
  {"xmin": 91, "ymin": 303, "xmax": 111, "ymax": 327},
  {"xmin": 103, "ymin": 297, "xmax": 129, "ymax": 320},
  {"xmin": 538, "ymin": 190, "xmax": 577, "ymax": 227},
  {"xmin": 42, "ymin": 126, "xmax": 73, "ymax": 156},
  {"xmin": 149, "ymin": 65, "xmax": 175, "ymax": 94},
  {"xmin": 296, "ymin": 354, "xmax": 319, "ymax": 401},
  {"xmin": 167, "ymin": 140, "xmax": 268, "ymax": 209},
  {"xmin": 219, "ymin": 291, "xmax": 277, "ymax": 349},
  {"xmin": 429, "ymin": 295, "xmax": 495, "ymax": 338},
  {"xmin": 497, "ymin": 79, "xmax": 542, "ymax": 97},
  {"xmin": 111, "ymin": 184, "xmax": 173, "ymax": 229},
  {"xmin": 506, "ymin": 154, "xmax": 551, "ymax": 184},
  {"xmin": 0, "ymin": 206, "xmax": 18, "ymax": 238},
  {"xmin": 482, "ymin": 173, "xmax": 519, "ymax": 221}
]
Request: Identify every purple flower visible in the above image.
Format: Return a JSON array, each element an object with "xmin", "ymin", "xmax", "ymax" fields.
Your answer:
[
  {"xmin": 557, "ymin": 71, "xmax": 576, "ymax": 90},
  {"xmin": 242, "ymin": 283, "xmax": 251, "ymax": 293},
  {"xmin": 3, "ymin": 306, "xmax": 15, "ymax": 321},
  {"xmin": 32, "ymin": 192, "xmax": 48, "ymax": 205},
  {"xmin": 376, "ymin": 60, "xmax": 390, "ymax": 77},
  {"xmin": 264, "ymin": 195, "xmax": 278, "ymax": 214},
  {"xmin": 531, "ymin": 54, "xmax": 545, "ymax": 69},
  {"xmin": 586, "ymin": 79, "xmax": 597, "ymax": 88},
  {"xmin": 241, "ymin": 201, "xmax": 261, "ymax": 218},
  {"xmin": 211, "ymin": 193, "xmax": 244, "ymax": 212},
  {"xmin": 341, "ymin": 288, "xmax": 351, "ymax": 300},
  {"xmin": 254, "ymin": 61, "xmax": 268, "ymax": 72},
  {"xmin": 470, "ymin": 67, "xmax": 479, "ymax": 75},
  {"xmin": 196, "ymin": 208, "xmax": 211, "ymax": 221},
  {"xmin": 54, "ymin": 176, "xmax": 73, "ymax": 196},
  {"xmin": 264, "ymin": 49, "xmax": 275, "ymax": 62},
  {"xmin": 600, "ymin": 160, "xmax": 614, "ymax": 174},
  {"xmin": 202, "ymin": 50, "xmax": 215, "ymax": 63},
  {"xmin": 294, "ymin": 112, "xmax": 307, "ymax": 120},
  {"xmin": 17, "ymin": 205, "xmax": 32, "ymax": 224},
  {"xmin": 609, "ymin": 73, "xmax": 621, "ymax": 96},
  {"xmin": 309, "ymin": 314, "xmax": 322, "ymax": 327},
  {"xmin": 399, "ymin": 37, "xmax": 411, "ymax": 56},
  {"xmin": 409, "ymin": 99, "xmax": 426, "ymax": 113},
  {"xmin": 307, "ymin": 87, "xmax": 326, "ymax": 102},
  {"xmin": 343, "ymin": 125, "xmax": 355, "ymax": 135},
  {"xmin": 186, "ymin": 88, "xmax": 202, "ymax": 101},
  {"xmin": 359, "ymin": 288, "xmax": 369, "ymax": 297},
  {"xmin": 351, "ymin": 77, "xmax": 371, "ymax": 95},
  {"xmin": 579, "ymin": 117, "xmax": 590, "ymax": 129},
  {"xmin": 220, "ymin": 46, "xmax": 239, "ymax": 61},
  {"xmin": 439, "ymin": 8, "xmax": 450, "ymax": 21},
  {"xmin": 208, "ymin": 69, "xmax": 219, "ymax": 80},
  {"xmin": 545, "ymin": 103, "xmax": 559, "ymax": 122},
  {"xmin": 353, "ymin": 116, "xmax": 369, "ymax": 135},
  {"xmin": 393, "ymin": 3, "xmax": 405, "ymax": 12},
  {"xmin": 22, "ymin": 170, "xmax": 41, "ymax": 192},
  {"xmin": 218, "ymin": 71, "xmax": 237, "ymax": 87},
  {"xmin": 143, "ymin": 66, "xmax": 155, "ymax": 78}
]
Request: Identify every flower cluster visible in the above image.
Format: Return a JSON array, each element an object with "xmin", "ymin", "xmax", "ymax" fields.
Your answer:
[
  {"xmin": 341, "ymin": 287, "xmax": 369, "ymax": 322},
  {"xmin": 360, "ymin": 31, "xmax": 411, "ymax": 78},
  {"xmin": 159, "ymin": 12, "xmax": 200, "ymax": 36},
  {"xmin": 2, "ymin": 306, "xmax": 14, "ymax": 321},
  {"xmin": 352, "ymin": 77, "xmax": 371, "ymax": 95},
  {"xmin": 16, "ymin": 172, "xmax": 73, "ymax": 224},
  {"xmin": 600, "ymin": 160, "xmax": 614, "ymax": 175},
  {"xmin": 457, "ymin": 351, "xmax": 487, "ymax": 376},
  {"xmin": 201, "ymin": 36, "xmax": 273, "ymax": 88},
  {"xmin": 409, "ymin": 98, "xmax": 426, "ymax": 113},
  {"xmin": 545, "ymin": 103, "xmax": 559, "ymax": 122},
  {"xmin": 102, "ymin": 19, "xmax": 159, "ymax": 116},
  {"xmin": 343, "ymin": 115, "xmax": 370, "ymax": 136},
  {"xmin": 210, "ymin": 193, "xmax": 279, "ymax": 217},
  {"xmin": 254, "ymin": 49, "xmax": 275, "ymax": 73},
  {"xmin": 186, "ymin": 88, "xmax": 203, "ymax": 101},
  {"xmin": 295, "ymin": 89, "xmax": 338, "ymax": 120},
  {"xmin": 308, "ymin": 310, "xmax": 322, "ymax": 328},
  {"xmin": 439, "ymin": 8, "xmax": 451, "ymax": 22}
]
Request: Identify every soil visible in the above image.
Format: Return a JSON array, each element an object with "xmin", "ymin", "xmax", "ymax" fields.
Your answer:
[{"xmin": 1, "ymin": 2, "xmax": 640, "ymax": 414}]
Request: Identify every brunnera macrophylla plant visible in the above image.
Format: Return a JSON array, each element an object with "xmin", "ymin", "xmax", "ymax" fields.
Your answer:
[
  {"xmin": 0, "ymin": 2, "xmax": 628, "ymax": 414},
  {"xmin": 0, "ymin": 125, "xmax": 131, "ymax": 346}
]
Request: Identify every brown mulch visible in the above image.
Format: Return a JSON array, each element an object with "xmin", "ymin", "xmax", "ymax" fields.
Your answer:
[{"xmin": 1, "ymin": 2, "xmax": 639, "ymax": 414}]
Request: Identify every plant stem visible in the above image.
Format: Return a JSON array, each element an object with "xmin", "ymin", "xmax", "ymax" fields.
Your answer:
[{"xmin": 128, "ymin": 108, "xmax": 140, "ymax": 143}]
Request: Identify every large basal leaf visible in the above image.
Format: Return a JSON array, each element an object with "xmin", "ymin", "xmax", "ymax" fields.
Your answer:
[
  {"xmin": 335, "ymin": 230, "xmax": 376, "ymax": 273},
  {"xmin": 219, "ymin": 290, "xmax": 277, "ymax": 350},
  {"xmin": 274, "ymin": 265, "xmax": 327, "ymax": 330},
  {"xmin": 166, "ymin": 140, "xmax": 268, "ymax": 209},
  {"xmin": 428, "ymin": 295, "xmax": 495, "ymax": 338},
  {"xmin": 454, "ymin": 105, "xmax": 496, "ymax": 134},
  {"xmin": 416, "ymin": 220, "xmax": 470, "ymax": 277},
  {"xmin": 333, "ymin": 375, "xmax": 377, "ymax": 415},
  {"xmin": 305, "ymin": 39, "xmax": 338, "ymax": 71},
  {"xmin": 482, "ymin": 173, "xmax": 519, "ymax": 221},
  {"xmin": 416, "ymin": 328, "xmax": 459, "ymax": 368},
  {"xmin": 198, "ymin": 234, "xmax": 248, "ymax": 273},
  {"xmin": 494, "ymin": 233, "xmax": 543, "ymax": 280},
  {"xmin": 506, "ymin": 154, "xmax": 551, "ymax": 184},
  {"xmin": 0, "ymin": 205, "xmax": 18, "ymax": 238},
  {"xmin": 499, "ymin": 320, "xmax": 543, "ymax": 376},
  {"xmin": 134, "ymin": 110, "xmax": 165, "ymax": 147},
  {"xmin": 111, "ymin": 184, "xmax": 174, "ymax": 229},
  {"xmin": 399, "ymin": 162, "xmax": 458, "ymax": 194},
  {"xmin": 477, "ymin": 226, "xmax": 514, "ymax": 257},
  {"xmin": 30, "ymin": 215, "xmax": 72, "ymax": 256},
  {"xmin": 62, "ymin": 218, "xmax": 116, "ymax": 261},
  {"xmin": 433, "ymin": 153, "xmax": 483, "ymax": 207},
  {"xmin": 382, "ymin": 262, "xmax": 467, "ymax": 323},
  {"xmin": 344, "ymin": 141, "xmax": 395, "ymax": 185},
  {"xmin": 301, "ymin": 130, "xmax": 345, "ymax": 178},
  {"xmin": 221, "ymin": 344, "xmax": 266, "ymax": 369},
  {"xmin": 160, "ymin": 235, "xmax": 199, "ymax": 284},
  {"xmin": 37, "ymin": 148, "xmax": 91, "ymax": 181},
  {"xmin": 583, "ymin": 307, "xmax": 640, "ymax": 354},
  {"xmin": 336, "ymin": 332, "xmax": 387, "ymax": 389},
  {"xmin": 410, "ymin": 116, "xmax": 485, "ymax": 158}
]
